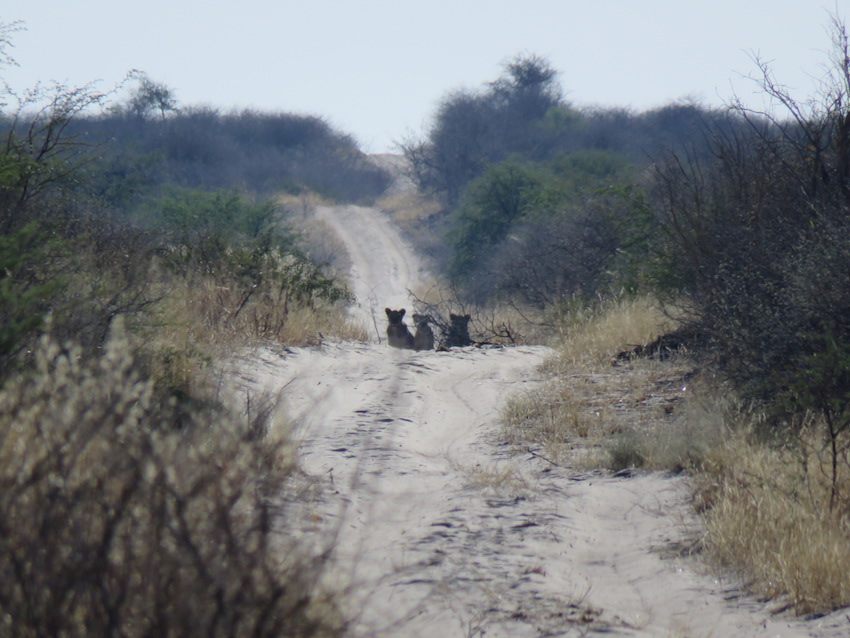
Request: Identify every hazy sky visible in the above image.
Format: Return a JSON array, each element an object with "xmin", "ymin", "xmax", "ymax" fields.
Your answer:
[{"xmin": 1, "ymin": 1, "xmax": 844, "ymax": 153}]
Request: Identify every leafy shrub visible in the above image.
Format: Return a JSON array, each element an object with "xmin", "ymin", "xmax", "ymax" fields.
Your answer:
[
  {"xmin": 651, "ymin": 16, "xmax": 850, "ymax": 447},
  {"xmin": 137, "ymin": 186, "xmax": 281, "ymax": 242},
  {"xmin": 0, "ymin": 216, "xmax": 166, "ymax": 374},
  {"xmin": 0, "ymin": 224, "xmax": 64, "ymax": 362},
  {"xmin": 444, "ymin": 150, "xmax": 655, "ymax": 304},
  {"xmin": 446, "ymin": 160, "xmax": 544, "ymax": 282}
]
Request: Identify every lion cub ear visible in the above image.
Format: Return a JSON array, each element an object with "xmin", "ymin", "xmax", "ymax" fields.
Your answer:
[
  {"xmin": 399, "ymin": 308, "xmax": 406, "ymax": 317},
  {"xmin": 385, "ymin": 308, "xmax": 392, "ymax": 316}
]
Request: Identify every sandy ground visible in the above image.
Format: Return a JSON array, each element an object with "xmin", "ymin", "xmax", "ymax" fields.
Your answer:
[
  {"xmin": 313, "ymin": 203, "xmax": 424, "ymax": 336},
  {"xmin": 231, "ymin": 177, "xmax": 850, "ymax": 636}
]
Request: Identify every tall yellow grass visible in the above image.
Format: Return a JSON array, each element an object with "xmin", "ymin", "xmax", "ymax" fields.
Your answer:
[
  {"xmin": 500, "ymin": 293, "xmax": 850, "ymax": 614},
  {"xmin": 502, "ymin": 295, "xmax": 694, "ymax": 466},
  {"xmin": 548, "ymin": 295, "xmax": 679, "ymax": 369},
  {"xmin": 139, "ymin": 268, "xmax": 366, "ymax": 402},
  {"xmin": 698, "ymin": 428, "xmax": 850, "ymax": 615}
]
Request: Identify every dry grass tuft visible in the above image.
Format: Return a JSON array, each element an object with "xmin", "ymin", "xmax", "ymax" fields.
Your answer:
[
  {"xmin": 501, "ymin": 292, "xmax": 850, "ymax": 615},
  {"xmin": 377, "ymin": 189, "xmax": 444, "ymax": 225},
  {"xmin": 502, "ymin": 295, "xmax": 696, "ymax": 467},
  {"xmin": 501, "ymin": 384, "xmax": 589, "ymax": 465},
  {"xmin": 0, "ymin": 323, "xmax": 344, "ymax": 637},
  {"xmin": 268, "ymin": 304, "xmax": 369, "ymax": 344},
  {"xmin": 502, "ymin": 358, "xmax": 701, "ymax": 469},
  {"xmin": 447, "ymin": 456, "xmax": 532, "ymax": 499},
  {"xmin": 140, "ymin": 271, "xmax": 366, "ymax": 403},
  {"xmin": 696, "ymin": 425, "xmax": 850, "ymax": 615},
  {"xmin": 547, "ymin": 295, "xmax": 680, "ymax": 370}
]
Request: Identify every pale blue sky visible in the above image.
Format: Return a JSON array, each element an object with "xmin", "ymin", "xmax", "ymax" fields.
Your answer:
[{"xmin": 1, "ymin": 0, "xmax": 844, "ymax": 152}]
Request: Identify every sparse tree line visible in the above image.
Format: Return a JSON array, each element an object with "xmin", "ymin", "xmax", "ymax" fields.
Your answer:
[{"xmin": 72, "ymin": 105, "xmax": 389, "ymax": 205}]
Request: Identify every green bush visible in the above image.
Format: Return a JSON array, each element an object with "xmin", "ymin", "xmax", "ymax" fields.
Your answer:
[
  {"xmin": 137, "ymin": 186, "xmax": 281, "ymax": 242},
  {"xmin": 446, "ymin": 160, "xmax": 544, "ymax": 281},
  {"xmin": 444, "ymin": 151, "xmax": 656, "ymax": 305},
  {"xmin": 0, "ymin": 224, "xmax": 64, "ymax": 362}
]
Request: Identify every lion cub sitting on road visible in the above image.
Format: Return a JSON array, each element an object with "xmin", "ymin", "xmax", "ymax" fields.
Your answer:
[
  {"xmin": 385, "ymin": 308, "xmax": 415, "ymax": 349},
  {"xmin": 444, "ymin": 313, "xmax": 473, "ymax": 347},
  {"xmin": 412, "ymin": 314, "xmax": 435, "ymax": 351}
]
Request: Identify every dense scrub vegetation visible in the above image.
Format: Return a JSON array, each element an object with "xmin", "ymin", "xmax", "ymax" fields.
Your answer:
[
  {"xmin": 405, "ymin": 25, "xmax": 850, "ymax": 439},
  {"xmin": 0, "ymin": 64, "xmax": 380, "ymax": 373},
  {"xmin": 0, "ymin": 327, "xmax": 344, "ymax": 637},
  {"xmin": 0, "ymin": 28, "xmax": 373, "ymax": 636},
  {"xmin": 401, "ymin": 54, "xmax": 746, "ymax": 305},
  {"xmin": 405, "ymin": 16, "xmax": 850, "ymax": 616}
]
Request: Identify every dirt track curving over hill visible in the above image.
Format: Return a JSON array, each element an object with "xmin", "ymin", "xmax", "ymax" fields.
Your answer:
[{"xmin": 232, "ymin": 163, "xmax": 849, "ymax": 637}]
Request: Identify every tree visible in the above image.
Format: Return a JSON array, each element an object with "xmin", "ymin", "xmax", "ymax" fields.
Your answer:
[
  {"xmin": 652, "ymin": 13, "xmax": 850, "ymax": 442},
  {"xmin": 123, "ymin": 70, "xmax": 178, "ymax": 120},
  {"xmin": 0, "ymin": 20, "xmax": 22, "ymax": 76},
  {"xmin": 400, "ymin": 89, "xmax": 491, "ymax": 205},
  {"xmin": 401, "ymin": 53, "xmax": 569, "ymax": 206},
  {"xmin": 488, "ymin": 53, "xmax": 563, "ymax": 133},
  {"xmin": 0, "ymin": 80, "xmax": 107, "ymax": 232}
]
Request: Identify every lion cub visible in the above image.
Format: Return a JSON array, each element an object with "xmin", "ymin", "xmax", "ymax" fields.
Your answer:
[
  {"xmin": 412, "ymin": 314, "xmax": 435, "ymax": 351},
  {"xmin": 385, "ymin": 308, "xmax": 415, "ymax": 349},
  {"xmin": 445, "ymin": 313, "xmax": 473, "ymax": 347}
]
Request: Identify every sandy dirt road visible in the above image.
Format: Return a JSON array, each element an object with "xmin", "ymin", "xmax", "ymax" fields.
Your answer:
[
  {"xmin": 313, "ymin": 204, "xmax": 423, "ymax": 333},
  {"xmin": 233, "ymin": 194, "xmax": 849, "ymax": 637}
]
